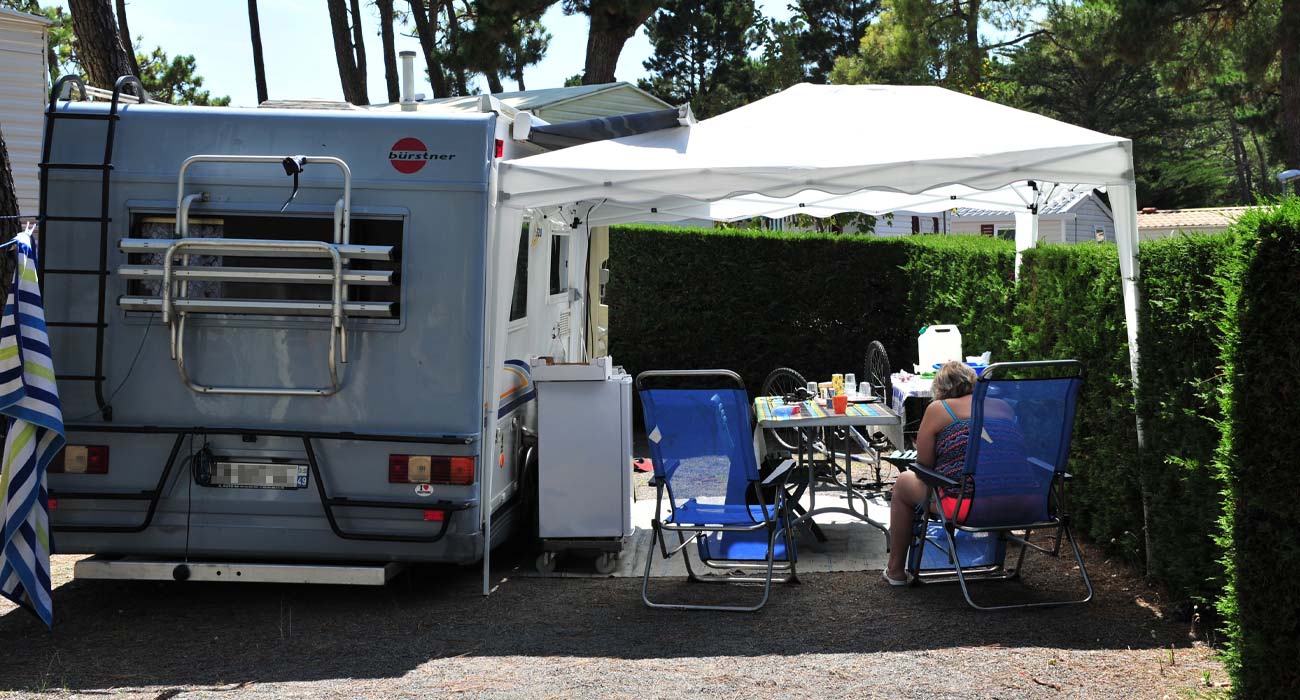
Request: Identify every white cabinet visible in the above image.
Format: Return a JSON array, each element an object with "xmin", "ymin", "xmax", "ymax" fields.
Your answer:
[{"xmin": 534, "ymin": 361, "xmax": 632, "ymax": 541}]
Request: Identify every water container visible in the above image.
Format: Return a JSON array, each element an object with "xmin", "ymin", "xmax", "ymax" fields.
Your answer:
[{"xmin": 918, "ymin": 325, "xmax": 963, "ymax": 369}]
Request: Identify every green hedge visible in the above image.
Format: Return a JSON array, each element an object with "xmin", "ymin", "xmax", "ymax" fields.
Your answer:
[
  {"xmin": 608, "ymin": 214, "xmax": 1300, "ymax": 694},
  {"xmin": 1216, "ymin": 200, "xmax": 1300, "ymax": 697},
  {"xmin": 1009, "ymin": 245, "xmax": 1142, "ymax": 558},
  {"xmin": 1136, "ymin": 234, "xmax": 1238, "ymax": 605},
  {"xmin": 607, "ymin": 225, "xmax": 1014, "ymax": 393}
]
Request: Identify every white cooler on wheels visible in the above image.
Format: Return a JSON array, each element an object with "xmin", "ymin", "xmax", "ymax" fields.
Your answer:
[{"xmin": 532, "ymin": 356, "xmax": 633, "ymax": 574}]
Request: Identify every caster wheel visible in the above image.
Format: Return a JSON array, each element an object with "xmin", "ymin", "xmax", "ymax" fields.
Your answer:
[
  {"xmin": 535, "ymin": 551, "xmax": 558, "ymax": 574},
  {"xmin": 593, "ymin": 553, "xmax": 618, "ymax": 575}
]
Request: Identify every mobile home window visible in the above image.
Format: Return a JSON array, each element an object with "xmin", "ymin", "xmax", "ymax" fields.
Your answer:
[
  {"xmin": 509, "ymin": 227, "xmax": 528, "ymax": 321},
  {"xmin": 548, "ymin": 234, "xmax": 569, "ymax": 296}
]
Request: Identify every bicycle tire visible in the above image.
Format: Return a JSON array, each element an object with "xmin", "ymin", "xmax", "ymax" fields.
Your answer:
[{"xmin": 760, "ymin": 366, "xmax": 806, "ymax": 451}]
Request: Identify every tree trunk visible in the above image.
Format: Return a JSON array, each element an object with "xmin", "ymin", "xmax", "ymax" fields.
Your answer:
[
  {"xmin": 248, "ymin": 0, "xmax": 269, "ymax": 104},
  {"xmin": 443, "ymin": 0, "xmax": 468, "ymax": 95},
  {"xmin": 485, "ymin": 71, "xmax": 503, "ymax": 94},
  {"xmin": 1227, "ymin": 115, "xmax": 1253, "ymax": 202},
  {"xmin": 0, "ymin": 129, "xmax": 19, "ymax": 239},
  {"xmin": 514, "ymin": 65, "xmax": 526, "ymax": 92},
  {"xmin": 1250, "ymin": 129, "xmax": 1271, "ymax": 197},
  {"xmin": 113, "ymin": 0, "xmax": 140, "ymax": 76},
  {"xmin": 68, "ymin": 0, "xmax": 135, "ymax": 89},
  {"xmin": 964, "ymin": 0, "xmax": 981, "ymax": 95},
  {"xmin": 582, "ymin": 26, "xmax": 623, "ymax": 85},
  {"xmin": 581, "ymin": 2, "xmax": 658, "ymax": 85},
  {"xmin": 348, "ymin": 0, "xmax": 369, "ymax": 99},
  {"xmin": 408, "ymin": 0, "xmax": 450, "ymax": 98},
  {"xmin": 377, "ymin": 0, "xmax": 400, "ymax": 103},
  {"xmin": 0, "ymin": 129, "xmax": 17, "ymax": 286},
  {"xmin": 327, "ymin": 0, "xmax": 368, "ymax": 104},
  {"xmin": 1281, "ymin": 0, "xmax": 1300, "ymax": 194}
]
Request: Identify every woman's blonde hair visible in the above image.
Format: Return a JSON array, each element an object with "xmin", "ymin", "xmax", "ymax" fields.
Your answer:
[{"xmin": 931, "ymin": 361, "xmax": 977, "ymax": 400}]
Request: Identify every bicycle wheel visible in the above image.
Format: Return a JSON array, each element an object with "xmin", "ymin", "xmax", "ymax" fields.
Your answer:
[
  {"xmin": 760, "ymin": 366, "xmax": 806, "ymax": 451},
  {"xmin": 864, "ymin": 340, "xmax": 891, "ymax": 403}
]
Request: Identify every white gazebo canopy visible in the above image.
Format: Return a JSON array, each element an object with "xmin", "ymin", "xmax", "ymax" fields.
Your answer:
[
  {"xmin": 497, "ymin": 82, "xmax": 1140, "ymax": 368},
  {"xmin": 481, "ymin": 84, "xmax": 1145, "ymax": 592}
]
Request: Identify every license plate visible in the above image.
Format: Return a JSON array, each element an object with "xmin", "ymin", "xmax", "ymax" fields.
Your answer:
[{"xmin": 210, "ymin": 461, "xmax": 309, "ymax": 490}]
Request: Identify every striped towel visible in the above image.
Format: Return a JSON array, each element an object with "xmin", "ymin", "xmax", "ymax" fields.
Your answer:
[{"xmin": 0, "ymin": 227, "xmax": 65, "ymax": 629}]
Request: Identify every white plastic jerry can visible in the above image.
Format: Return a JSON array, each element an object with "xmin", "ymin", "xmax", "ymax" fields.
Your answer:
[{"xmin": 918, "ymin": 324, "xmax": 963, "ymax": 369}]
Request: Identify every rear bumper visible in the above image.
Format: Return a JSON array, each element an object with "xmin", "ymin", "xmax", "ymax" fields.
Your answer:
[
  {"xmin": 54, "ymin": 506, "xmax": 488, "ymax": 564},
  {"xmin": 49, "ymin": 425, "xmax": 511, "ymax": 564}
]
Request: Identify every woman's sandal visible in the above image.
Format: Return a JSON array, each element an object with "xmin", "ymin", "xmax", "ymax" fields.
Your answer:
[{"xmin": 881, "ymin": 570, "xmax": 911, "ymax": 587}]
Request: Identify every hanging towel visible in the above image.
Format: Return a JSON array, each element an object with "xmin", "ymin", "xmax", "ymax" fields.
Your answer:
[{"xmin": 0, "ymin": 226, "xmax": 65, "ymax": 629}]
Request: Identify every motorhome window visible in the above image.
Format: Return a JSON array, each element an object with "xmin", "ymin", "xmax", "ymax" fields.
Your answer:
[
  {"xmin": 548, "ymin": 234, "xmax": 568, "ymax": 296},
  {"xmin": 509, "ymin": 226, "xmax": 528, "ymax": 321},
  {"xmin": 127, "ymin": 213, "xmax": 401, "ymax": 314}
]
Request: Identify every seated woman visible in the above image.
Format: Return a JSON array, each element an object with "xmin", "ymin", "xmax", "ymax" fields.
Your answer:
[{"xmin": 882, "ymin": 360, "xmax": 1014, "ymax": 586}]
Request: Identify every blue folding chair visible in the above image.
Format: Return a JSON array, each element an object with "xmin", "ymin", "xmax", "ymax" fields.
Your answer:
[
  {"xmin": 906, "ymin": 360, "xmax": 1093, "ymax": 610},
  {"xmin": 636, "ymin": 370, "xmax": 797, "ymax": 612}
]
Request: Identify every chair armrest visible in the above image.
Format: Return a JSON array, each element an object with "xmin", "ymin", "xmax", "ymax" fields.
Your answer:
[
  {"xmin": 762, "ymin": 458, "xmax": 796, "ymax": 486},
  {"xmin": 909, "ymin": 462, "xmax": 959, "ymax": 489}
]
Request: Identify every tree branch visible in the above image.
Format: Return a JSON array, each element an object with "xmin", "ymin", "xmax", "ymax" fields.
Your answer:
[{"xmin": 982, "ymin": 29, "xmax": 1045, "ymax": 52}]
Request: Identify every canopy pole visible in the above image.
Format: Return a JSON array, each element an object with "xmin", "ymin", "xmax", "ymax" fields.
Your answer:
[
  {"xmin": 480, "ymin": 166, "xmax": 525, "ymax": 596},
  {"xmin": 1013, "ymin": 209, "xmax": 1039, "ymax": 280},
  {"xmin": 1111, "ymin": 182, "xmax": 1142, "ymax": 394},
  {"xmin": 1111, "ymin": 180, "xmax": 1150, "ymax": 570}
]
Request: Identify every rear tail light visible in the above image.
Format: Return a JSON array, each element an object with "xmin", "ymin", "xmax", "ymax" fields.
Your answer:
[
  {"xmin": 422, "ymin": 509, "xmax": 445, "ymax": 521},
  {"xmin": 388, "ymin": 455, "xmax": 475, "ymax": 485},
  {"xmin": 494, "ymin": 138, "xmax": 504, "ymax": 158},
  {"xmin": 49, "ymin": 445, "xmax": 108, "ymax": 474}
]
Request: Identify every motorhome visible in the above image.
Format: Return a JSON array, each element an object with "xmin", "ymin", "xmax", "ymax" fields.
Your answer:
[{"xmin": 37, "ymin": 74, "xmax": 669, "ymax": 586}]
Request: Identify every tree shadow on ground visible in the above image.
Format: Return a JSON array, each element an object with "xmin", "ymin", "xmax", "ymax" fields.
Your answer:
[{"xmin": 0, "ymin": 541, "xmax": 1202, "ymax": 693}]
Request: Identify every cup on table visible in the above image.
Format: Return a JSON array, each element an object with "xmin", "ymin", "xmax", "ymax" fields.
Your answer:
[
  {"xmin": 832, "ymin": 394, "xmax": 848, "ymax": 414},
  {"xmin": 844, "ymin": 373, "xmax": 857, "ymax": 393},
  {"xmin": 805, "ymin": 381, "xmax": 818, "ymax": 397},
  {"xmin": 859, "ymin": 381, "xmax": 872, "ymax": 396}
]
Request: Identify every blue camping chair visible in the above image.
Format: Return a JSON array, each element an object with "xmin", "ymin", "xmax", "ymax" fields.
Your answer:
[
  {"xmin": 906, "ymin": 360, "xmax": 1093, "ymax": 610},
  {"xmin": 636, "ymin": 370, "xmax": 798, "ymax": 612}
]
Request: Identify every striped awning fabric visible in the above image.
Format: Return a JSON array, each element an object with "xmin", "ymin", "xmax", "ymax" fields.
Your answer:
[{"xmin": 0, "ymin": 227, "xmax": 65, "ymax": 629}]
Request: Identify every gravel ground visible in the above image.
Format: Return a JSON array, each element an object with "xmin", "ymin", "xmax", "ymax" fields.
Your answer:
[{"xmin": 0, "ymin": 541, "xmax": 1225, "ymax": 700}]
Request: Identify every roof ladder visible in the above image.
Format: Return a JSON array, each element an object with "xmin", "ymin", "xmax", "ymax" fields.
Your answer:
[{"xmin": 37, "ymin": 75, "xmax": 148, "ymax": 422}]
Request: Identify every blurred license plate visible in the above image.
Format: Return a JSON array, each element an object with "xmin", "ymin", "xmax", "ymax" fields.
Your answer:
[{"xmin": 211, "ymin": 461, "xmax": 309, "ymax": 489}]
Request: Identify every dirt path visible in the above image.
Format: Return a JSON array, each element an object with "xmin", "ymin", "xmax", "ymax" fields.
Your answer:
[{"xmin": 0, "ymin": 543, "xmax": 1224, "ymax": 699}]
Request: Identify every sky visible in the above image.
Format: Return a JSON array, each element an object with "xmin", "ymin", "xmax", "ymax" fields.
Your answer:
[{"xmin": 43, "ymin": 0, "xmax": 793, "ymax": 107}]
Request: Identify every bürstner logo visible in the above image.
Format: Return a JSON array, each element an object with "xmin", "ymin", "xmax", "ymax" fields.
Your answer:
[
  {"xmin": 389, "ymin": 137, "xmax": 456, "ymax": 173},
  {"xmin": 390, "ymin": 137, "xmax": 430, "ymax": 173}
]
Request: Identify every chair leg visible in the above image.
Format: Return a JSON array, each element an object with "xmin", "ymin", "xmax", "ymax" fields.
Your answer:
[
  {"xmin": 780, "ymin": 523, "xmax": 800, "ymax": 584},
  {"xmin": 640, "ymin": 523, "xmax": 781, "ymax": 613},
  {"xmin": 641, "ymin": 524, "xmax": 660, "ymax": 608},
  {"xmin": 950, "ymin": 522, "xmax": 1094, "ymax": 611}
]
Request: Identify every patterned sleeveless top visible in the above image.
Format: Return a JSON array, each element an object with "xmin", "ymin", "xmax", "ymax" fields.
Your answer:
[{"xmin": 934, "ymin": 401, "xmax": 972, "ymax": 498}]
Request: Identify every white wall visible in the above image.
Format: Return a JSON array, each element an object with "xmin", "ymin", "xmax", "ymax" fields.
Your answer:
[
  {"xmin": 0, "ymin": 11, "xmax": 48, "ymax": 217},
  {"xmin": 1064, "ymin": 196, "xmax": 1115, "ymax": 243}
]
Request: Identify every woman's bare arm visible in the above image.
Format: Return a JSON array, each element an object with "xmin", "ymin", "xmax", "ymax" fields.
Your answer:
[{"xmin": 915, "ymin": 400, "xmax": 945, "ymax": 468}]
